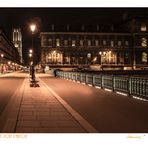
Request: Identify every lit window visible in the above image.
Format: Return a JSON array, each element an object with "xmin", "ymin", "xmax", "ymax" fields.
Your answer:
[
  {"xmin": 111, "ymin": 41, "xmax": 114, "ymax": 47},
  {"xmin": 87, "ymin": 53, "xmax": 91, "ymax": 58},
  {"xmin": 118, "ymin": 41, "xmax": 121, "ymax": 46},
  {"xmin": 95, "ymin": 40, "xmax": 99, "ymax": 46},
  {"xmin": 103, "ymin": 40, "xmax": 106, "ymax": 46},
  {"xmin": 64, "ymin": 40, "xmax": 68, "ymax": 46},
  {"xmin": 141, "ymin": 38, "xmax": 147, "ymax": 47},
  {"xmin": 42, "ymin": 36, "xmax": 47, "ymax": 47},
  {"xmin": 80, "ymin": 40, "xmax": 83, "ymax": 46},
  {"xmin": 72, "ymin": 40, "xmax": 76, "ymax": 46},
  {"xmin": 14, "ymin": 43, "xmax": 18, "ymax": 48},
  {"xmin": 48, "ymin": 38, "xmax": 52, "ymax": 42},
  {"xmin": 142, "ymin": 52, "xmax": 147, "ymax": 63},
  {"xmin": 56, "ymin": 39, "xmax": 60, "ymax": 47},
  {"xmin": 125, "ymin": 41, "xmax": 129, "ymax": 46},
  {"xmin": 141, "ymin": 23, "xmax": 147, "ymax": 32},
  {"xmin": 48, "ymin": 38, "xmax": 52, "ymax": 46},
  {"xmin": 88, "ymin": 40, "xmax": 91, "ymax": 46}
]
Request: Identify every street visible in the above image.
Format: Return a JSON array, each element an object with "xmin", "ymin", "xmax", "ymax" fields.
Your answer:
[
  {"xmin": 0, "ymin": 72, "xmax": 148, "ymax": 132},
  {"xmin": 40, "ymin": 74, "xmax": 148, "ymax": 133},
  {"xmin": 0, "ymin": 73, "xmax": 25, "ymax": 115}
]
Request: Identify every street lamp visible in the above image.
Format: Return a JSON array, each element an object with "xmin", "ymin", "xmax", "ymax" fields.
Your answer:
[
  {"xmin": 1, "ymin": 54, "xmax": 4, "ymax": 58},
  {"xmin": 0, "ymin": 54, "xmax": 4, "ymax": 74},
  {"xmin": 8, "ymin": 61, "xmax": 11, "ymax": 65},
  {"xmin": 29, "ymin": 53, "xmax": 32, "ymax": 58},
  {"xmin": 29, "ymin": 49, "xmax": 33, "ymax": 54},
  {"xmin": 99, "ymin": 51, "xmax": 106, "ymax": 70},
  {"xmin": 99, "ymin": 52, "xmax": 102, "ymax": 68},
  {"xmin": 30, "ymin": 24, "xmax": 36, "ymax": 33},
  {"xmin": 29, "ymin": 24, "xmax": 36, "ymax": 82},
  {"xmin": 0, "ymin": 54, "xmax": 4, "ymax": 64}
]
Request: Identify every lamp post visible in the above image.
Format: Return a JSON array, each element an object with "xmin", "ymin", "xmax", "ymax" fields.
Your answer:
[
  {"xmin": 29, "ymin": 49, "xmax": 33, "ymax": 76},
  {"xmin": 30, "ymin": 24, "xmax": 36, "ymax": 82},
  {"xmin": 99, "ymin": 52, "xmax": 102, "ymax": 69},
  {"xmin": 1, "ymin": 54, "xmax": 4, "ymax": 74},
  {"xmin": 99, "ymin": 51, "xmax": 106, "ymax": 70}
]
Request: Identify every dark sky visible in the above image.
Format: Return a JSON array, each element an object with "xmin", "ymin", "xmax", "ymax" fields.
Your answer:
[
  {"xmin": 1, "ymin": 8, "xmax": 148, "ymax": 46},
  {"xmin": 0, "ymin": 8, "xmax": 148, "ymax": 63}
]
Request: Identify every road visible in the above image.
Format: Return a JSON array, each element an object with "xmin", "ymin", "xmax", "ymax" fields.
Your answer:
[
  {"xmin": 0, "ymin": 72, "xmax": 25, "ymax": 115},
  {"xmin": 40, "ymin": 74, "xmax": 148, "ymax": 133},
  {"xmin": 1, "ymin": 72, "xmax": 148, "ymax": 133}
]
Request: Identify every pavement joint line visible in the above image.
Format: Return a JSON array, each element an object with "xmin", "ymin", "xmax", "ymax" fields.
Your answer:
[
  {"xmin": 38, "ymin": 77, "xmax": 98, "ymax": 133},
  {"xmin": 1, "ymin": 75, "xmax": 28, "ymax": 133}
]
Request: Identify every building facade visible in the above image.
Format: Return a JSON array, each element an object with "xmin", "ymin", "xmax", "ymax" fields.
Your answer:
[
  {"xmin": 40, "ymin": 17, "xmax": 148, "ymax": 70},
  {"xmin": 12, "ymin": 28, "xmax": 23, "ymax": 64},
  {"xmin": 0, "ymin": 29, "xmax": 20, "ymax": 73}
]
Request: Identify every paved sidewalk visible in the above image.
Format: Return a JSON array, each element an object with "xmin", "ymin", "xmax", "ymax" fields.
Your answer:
[{"xmin": 1, "ymin": 74, "xmax": 97, "ymax": 133}]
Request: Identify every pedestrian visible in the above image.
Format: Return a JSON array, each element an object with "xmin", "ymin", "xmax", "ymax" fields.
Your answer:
[
  {"xmin": 54, "ymin": 69, "xmax": 57, "ymax": 77},
  {"xmin": 31, "ymin": 65, "xmax": 35, "ymax": 81}
]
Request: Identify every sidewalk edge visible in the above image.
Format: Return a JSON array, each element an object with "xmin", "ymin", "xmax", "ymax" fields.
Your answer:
[
  {"xmin": 1, "ymin": 78, "xmax": 27, "ymax": 133},
  {"xmin": 39, "ymin": 78, "xmax": 98, "ymax": 133}
]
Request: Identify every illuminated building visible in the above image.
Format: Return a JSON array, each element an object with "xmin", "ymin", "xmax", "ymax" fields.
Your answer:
[
  {"xmin": 40, "ymin": 16, "xmax": 148, "ymax": 70},
  {"xmin": 12, "ymin": 28, "xmax": 23, "ymax": 63},
  {"xmin": 0, "ymin": 29, "xmax": 20, "ymax": 73}
]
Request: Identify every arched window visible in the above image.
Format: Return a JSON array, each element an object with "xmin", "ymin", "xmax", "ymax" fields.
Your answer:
[
  {"xmin": 142, "ymin": 52, "xmax": 147, "ymax": 63},
  {"xmin": 87, "ymin": 53, "xmax": 91, "ymax": 58},
  {"xmin": 56, "ymin": 39, "xmax": 60, "ymax": 47},
  {"xmin": 141, "ymin": 38, "xmax": 147, "ymax": 47},
  {"xmin": 72, "ymin": 40, "xmax": 76, "ymax": 46},
  {"xmin": 141, "ymin": 23, "xmax": 147, "ymax": 32}
]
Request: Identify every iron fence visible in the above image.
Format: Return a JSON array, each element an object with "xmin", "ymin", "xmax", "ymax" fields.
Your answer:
[{"xmin": 56, "ymin": 71, "xmax": 148, "ymax": 100}]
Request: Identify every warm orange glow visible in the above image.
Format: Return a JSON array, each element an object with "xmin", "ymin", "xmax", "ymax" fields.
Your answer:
[
  {"xmin": 99, "ymin": 51, "xmax": 102, "ymax": 55},
  {"xmin": 8, "ymin": 61, "xmax": 11, "ymax": 65},
  {"xmin": 29, "ymin": 49, "xmax": 33, "ymax": 53},
  {"xmin": 30, "ymin": 24, "xmax": 36, "ymax": 32},
  {"xmin": 1, "ymin": 54, "xmax": 4, "ymax": 58},
  {"xmin": 29, "ymin": 53, "xmax": 32, "ymax": 57}
]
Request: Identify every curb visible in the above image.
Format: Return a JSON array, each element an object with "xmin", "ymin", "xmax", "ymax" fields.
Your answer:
[
  {"xmin": 39, "ymin": 77, "xmax": 98, "ymax": 133},
  {"xmin": 1, "ymin": 78, "xmax": 26, "ymax": 133}
]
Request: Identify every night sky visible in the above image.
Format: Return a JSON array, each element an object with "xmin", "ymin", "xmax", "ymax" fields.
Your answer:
[{"xmin": 0, "ymin": 8, "xmax": 148, "ymax": 64}]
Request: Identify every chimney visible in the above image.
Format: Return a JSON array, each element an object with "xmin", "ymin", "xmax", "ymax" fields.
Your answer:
[
  {"xmin": 51, "ymin": 24, "xmax": 54, "ymax": 31},
  {"xmin": 67, "ymin": 24, "xmax": 70, "ymax": 31},
  {"xmin": 96, "ymin": 24, "xmax": 99, "ymax": 31},
  {"xmin": 123, "ymin": 12, "xmax": 128, "ymax": 21},
  {"xmin": 81, "ymin": 24, "xmax": 85, "ymax": 31}
]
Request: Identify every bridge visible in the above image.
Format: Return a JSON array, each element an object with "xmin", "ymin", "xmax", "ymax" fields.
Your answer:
[{"xmin": 0, "ymin": 71, "xmax": 148, "ymax": 133}]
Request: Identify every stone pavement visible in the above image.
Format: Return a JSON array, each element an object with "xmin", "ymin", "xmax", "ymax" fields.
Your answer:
[{"xmin": 1, "ymin": 73, "xmax": 97, "ymax": 133}]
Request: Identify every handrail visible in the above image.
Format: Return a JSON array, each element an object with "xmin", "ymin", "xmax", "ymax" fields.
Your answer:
[{"xmin": 56, "ymin": 71, "xmax": 148, "ymax": 100}]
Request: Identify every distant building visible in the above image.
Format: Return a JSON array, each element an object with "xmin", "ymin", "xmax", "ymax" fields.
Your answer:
[
  {"xmin": 40, "ymin": 16, "xmax": 148, "ymax": 70},
  {"xmin": 12, "ymin": 28, "xmax": 23, "ymax": 64},
  {"xmin": 0, "ymin": 29, "xmax": 20, "ymax": 73}
]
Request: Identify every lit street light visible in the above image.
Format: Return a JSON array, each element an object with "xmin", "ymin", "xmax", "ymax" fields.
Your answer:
[
  {"xmin": 30, "ymin": 24, "xmax": 36, "ymax": 33},
  {"xmin": 8, "ymin": 61, "xmax": 11, "ymax": 65},
  {"xmin": 1, "ymin": 54, "xmax": 4, "ymax": 58},
  {"xmin": 0, "ymin": 54, "xmax": 4, "ymax": 74},
  {"xmin": 29, "ymin": 53, "xmax": 32, "ymax": 58},
  {"xmin": 29, "ymin": 24, "xmax": 36, "ymax": 83},
  {"xmin": 99, "ymin": 51, "xmax": 106, "ymax": 70},
  {"xmin": 29, "ymin": 49, "xmax": 33, "ymax": 53}
]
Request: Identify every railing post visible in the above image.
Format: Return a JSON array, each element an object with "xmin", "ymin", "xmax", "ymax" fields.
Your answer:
[
  {"xmin": 112, "ymin": 75, "xmax": 115, "ymax": 92},
  {"xmin": 80, "ymin": 73, "xmax": 82, "ymax": 83},
  {"xmin": 86, "ymin": 74, "xmax": 88, "ymax": 84},
  {"xmin": 128, "ymin": 76, "xmax": 131, "ymax": 96},
  {"xmin": 101, "ymin": 75, "xmax": 104, "ymax": 88},
  {"xmin": 93, "ymin": 75, "xmax": 95, "ymax": 87},
  {"xmin": 146, "ymin": 80, "xmax": 148, "ymax": 99}
]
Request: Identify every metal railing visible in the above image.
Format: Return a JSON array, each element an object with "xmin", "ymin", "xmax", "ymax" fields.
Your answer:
[{"xmin": 56, "ymin": 71, "xmax": 148, "ymax": 100}]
